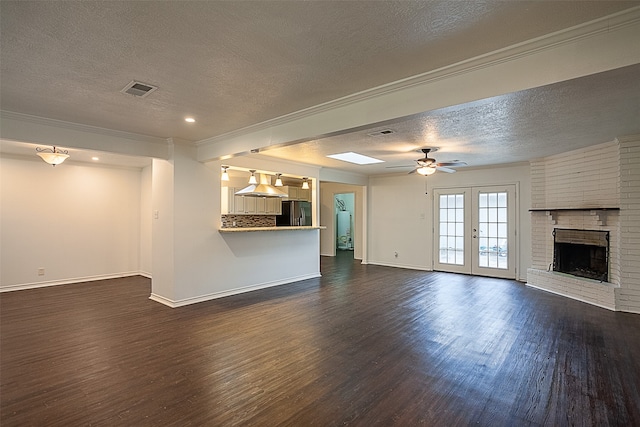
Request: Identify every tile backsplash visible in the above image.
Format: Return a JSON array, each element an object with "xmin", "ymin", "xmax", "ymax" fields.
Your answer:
[{"xmin": 221, "ymin": 215, "xmax": 276, "ymax": 228}]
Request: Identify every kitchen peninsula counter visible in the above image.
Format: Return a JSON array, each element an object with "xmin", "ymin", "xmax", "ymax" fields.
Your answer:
[{"xmin": 219, "ymin": 226, "xmax": 325, "ymax": 233}]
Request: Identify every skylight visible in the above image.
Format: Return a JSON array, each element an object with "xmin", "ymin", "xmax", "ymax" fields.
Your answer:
[{"xmin": 326, "ymin": 152, "xmax": 384, "ymax": 165}]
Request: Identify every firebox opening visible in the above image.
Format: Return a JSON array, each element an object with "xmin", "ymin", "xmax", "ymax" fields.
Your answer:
[{"xmin": 553, "ymin": 229, "xmax": 609, "ymax": 282}]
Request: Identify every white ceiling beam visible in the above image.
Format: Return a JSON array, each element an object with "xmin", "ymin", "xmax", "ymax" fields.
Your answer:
[
  {"xmin": 197, "ymin": 7, "xmax": 640, "ymax": 163},
  {"xmin": 0, "ymin": 111, "xmax": 170, "ymax": 160}
]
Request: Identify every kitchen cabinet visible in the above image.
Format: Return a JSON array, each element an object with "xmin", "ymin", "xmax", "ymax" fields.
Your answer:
[
  {"xmin": 265, "ymin": 197, "xmax": 282, "ymax": 214},
  {"xmin": 254, "ymin": 197, "xmax": 265, "ymax": 213},
  {"xmin": 221, "ymin": 186, "xmax": 233, "ymax": 214},
  {"xmin": 221, "ymin": 187, "xmax": 282, "ymax": 215},
  {"xmin": 243, "ymin": 196, "xmax": 256, "ymax": 214},
  {"xmin": 298, "ymin": 187, "xmax": 311, "ymax": 202},
  {"xmin": 287, "ymin": 186, "xmax": 300, "ymax": 200},
  {"xmin": 283, "ymin": 186, "xmax": 311, "ymax": 202}
]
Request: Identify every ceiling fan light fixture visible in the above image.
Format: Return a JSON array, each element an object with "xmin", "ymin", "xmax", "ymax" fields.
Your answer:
[
  {"xmin": 416, "ymin": 166, "xmax": 436, "ymax": 176},
  {"xmin": 36, "ymin": 146, "xmax": 69, "ymax": 166}
]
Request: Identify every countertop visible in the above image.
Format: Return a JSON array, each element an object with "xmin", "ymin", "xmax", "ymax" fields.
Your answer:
[{"xmin": 219, "ymin": 226, "xmax": 326, "ymax": 233}]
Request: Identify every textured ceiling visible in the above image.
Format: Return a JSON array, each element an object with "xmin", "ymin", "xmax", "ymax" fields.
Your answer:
[
  {"xmin": 262, "ymin": 64, "xmax": 640, "ymax": 174},
  {"xmin": 1, "ymin": 1, "xmax": 639, "ymax": 171}
]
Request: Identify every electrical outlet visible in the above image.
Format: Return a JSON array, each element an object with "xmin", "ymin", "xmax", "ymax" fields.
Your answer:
[
  {"xmin": 394, "ymin": 251, "xmax": 398, "ymax": 258},
  {"xmin": 153, "ymin": 210, "xmax": 159, "ymax": 219},
  {"xmin": 38, "ymin": 268, "xmax": 45, "ymax": 276}
]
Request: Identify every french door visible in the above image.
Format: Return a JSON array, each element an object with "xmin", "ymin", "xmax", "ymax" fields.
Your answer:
[{"xmin": 433, "ymin": 185, "xmax": 517, "ymax": 279}]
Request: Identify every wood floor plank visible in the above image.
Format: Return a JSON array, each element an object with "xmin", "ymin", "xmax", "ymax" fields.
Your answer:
[{"xmin": 2, "ymin": 253, "xmax": 639, "ymax": 426}]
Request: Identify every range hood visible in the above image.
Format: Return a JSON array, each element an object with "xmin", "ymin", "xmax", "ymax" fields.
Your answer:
[{"xmin": 234, "ymin": 174, "xmax": 288, "ymax": 198}]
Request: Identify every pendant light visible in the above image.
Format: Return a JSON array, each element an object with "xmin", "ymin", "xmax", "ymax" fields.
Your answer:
[
  {"xmin": 36, "ymin": 146, "xmax": 69, "ymax": 166},
  {"xmin": 274, "ymin": 173, "xmax": 283, "ymax": 187},
  {"xmin": 221, "ymin": 166, "xmax": 230, "ymax": 181},
  {"xmin": 248, "ymin": 170, "xmax": 258, "ymax": 185},
  {"xmin": 301, "ymin": 177, "xmax": 310, "ymax": 189}
]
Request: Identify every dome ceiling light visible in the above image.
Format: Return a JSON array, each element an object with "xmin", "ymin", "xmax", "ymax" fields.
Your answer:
[{"xmin": 36, "ymin": 146, "xmax": 69, "ymax": 166}]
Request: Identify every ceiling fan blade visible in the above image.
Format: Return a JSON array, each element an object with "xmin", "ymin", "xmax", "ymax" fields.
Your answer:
[
  {"xmin": 437, "ymin": 161, "xmax": 467, "ymax": 167},
  {"xmin": 407, "ymin": 168, "xmax": 417, "ymax": 174},
  {"xmin": 436, "ymin": 166, "xmax": 456, "ymax": 173}
]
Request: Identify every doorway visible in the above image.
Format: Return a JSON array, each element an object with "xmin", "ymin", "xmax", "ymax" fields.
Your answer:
[
  {"xmin": 335, "ymin": 193, "xmax": 355, "ymax": 257},
  {"xmin": 433, "ymin": 185, "xmax": 517, "ymax": 279}
]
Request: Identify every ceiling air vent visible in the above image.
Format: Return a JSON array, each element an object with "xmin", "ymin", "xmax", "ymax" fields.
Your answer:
[
  {"xmin": 121, "ymin": 81, "xmax": 158, "ymax": 98},
  {"xmin": 367, "ymin": 129, "xmax": 395, "ymax": 137}
]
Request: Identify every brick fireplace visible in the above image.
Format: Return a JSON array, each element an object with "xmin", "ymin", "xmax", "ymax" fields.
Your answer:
[
  {"xmin": 553, "ymin": 228, "xmax": 609, "ymax": 282},
  {"xmin": 527, "ymin": 136, "xmax": 640, "ymax": 313}
]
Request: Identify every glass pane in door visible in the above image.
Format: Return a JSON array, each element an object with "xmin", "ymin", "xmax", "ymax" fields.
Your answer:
[
  {"xmin": 439, "ymin": 194, "xmax": 464, "ymax": 265},
  {"xmin": 477, "ymin": 191, "xmax": 508, "ymax": 269}
]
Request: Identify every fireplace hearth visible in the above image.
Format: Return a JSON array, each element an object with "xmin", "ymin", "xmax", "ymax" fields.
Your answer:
[{"xmin": 553, "ymin": 229, "xmax": 609, "ymax": 282}]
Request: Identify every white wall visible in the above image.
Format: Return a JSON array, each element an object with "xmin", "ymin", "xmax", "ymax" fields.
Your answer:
[
  {"xmin": 139, "ymin": 165, "xmax": 152, "ymax": 277},
  {"xmin": 149, "ymin": 144, "xmax": 322, "ymax": 307},
  {"xmin": 1, "ymin": 155, "xmax": 143, "ymax": 290},
  {"xmin": 367, "ymin": 173, "xmax": 432, "ymax": 270},
  {"xmin": 151, "ymin": 155, "xmax": 175, "ymax": 301},
  {"xmin": 367, "ymin": 163, "xmax": 531, "ymax": 280}
]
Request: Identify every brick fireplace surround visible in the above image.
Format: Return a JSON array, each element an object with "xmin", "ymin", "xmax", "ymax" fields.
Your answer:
[{"xmin": 527, "ymin": 136, "xmax": 640, "ymax": 313}]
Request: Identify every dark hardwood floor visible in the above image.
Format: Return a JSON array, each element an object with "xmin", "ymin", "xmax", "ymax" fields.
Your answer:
[{"xmin": 2, "ymin": 252, "xmax": 639, "ymax": 426}]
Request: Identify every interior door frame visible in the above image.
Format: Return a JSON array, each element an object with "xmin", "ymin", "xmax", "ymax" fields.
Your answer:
[
  {"xmin": 334, "ymin": 192, "xmax": 356, "ymax": 255},
  {"xmin": 433, "ymin": 183, "xmax": 519, "ymax": 279}
]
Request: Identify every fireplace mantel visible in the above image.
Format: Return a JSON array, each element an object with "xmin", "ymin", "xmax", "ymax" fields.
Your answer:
[{"xmin": 530, "ymin": 207, "xmax": 619, "ymax": 226}]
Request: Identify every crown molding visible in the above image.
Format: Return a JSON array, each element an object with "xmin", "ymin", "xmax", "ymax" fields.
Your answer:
[
  {"xmin": 0, "ymin": 110, "xmax": 169, "ymax": 146},
  {"xmin": 616, "ymin": 133, "xmax": 640, "ymax": 144},
  {"xmin": 0, "ymin": 151, "xmax": 148, "ymax": 171},
  {"xmin": 196, "ymin": 6, "xmax": 640, "ymax": 148},
  {"xmin": 220, "ymin": 153, "xmax": 322, "ymax": 178}
]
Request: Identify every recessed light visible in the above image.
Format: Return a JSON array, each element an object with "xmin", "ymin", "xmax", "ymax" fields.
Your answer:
[
  {"xmin": 185, "ymin": 117, "xmax": 195, "ymax": 123},
  {"xmin": 327, "ymin": 152, "xmax": 384, "ymax": 165},
  {"xmin": 92, "ymin": 157, "xmax": 100, "ymax": 161}
]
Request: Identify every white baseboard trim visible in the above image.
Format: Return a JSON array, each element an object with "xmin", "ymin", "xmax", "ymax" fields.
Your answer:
[
  {"xmin": 366, "ymin": 261, "xmax": 432, "ymax": 271},
  {"xmin": 320, "ymin": 253, "xmax": 362, "ymax": 260},
  {"xmin": 0, "ymin": 271, "xmax": 148, "ymax": 293},
  {"xmin": 148, "ymin": 293, "xmax": 175, "ymax": 307},
  {"xmin": 525, "ymin": 282, "xmax": 616, "ymax": 311},
  {"xmin": 149, "ymin": 273, "xmax": 322, "ymax": 308},
  {"xmin": 139, "ymin": 271, "xmax": 152, "ymax": 279}
]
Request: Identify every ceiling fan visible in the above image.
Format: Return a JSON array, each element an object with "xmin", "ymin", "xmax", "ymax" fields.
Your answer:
[{"xmin": 387, "ymin": 148, "xmax": 467, "ymax": 175}]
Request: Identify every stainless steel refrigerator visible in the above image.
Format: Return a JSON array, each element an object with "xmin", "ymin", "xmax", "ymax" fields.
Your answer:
[{"xmin": 277, "ymin": 201, "xmax": 312, "ymax": 226}]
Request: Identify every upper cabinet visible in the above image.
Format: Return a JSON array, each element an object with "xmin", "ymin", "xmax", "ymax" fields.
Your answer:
[
  {"xmin": 220, "ymin": 170, "xmax": 312, "ymax": 217},
  {"xmin": 283, "ymin": 186, "xmax": 311, "ymax": 202},
  {"xmin": 221, "ymin": 187, "xmax": 283, "ymax": 215}
]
